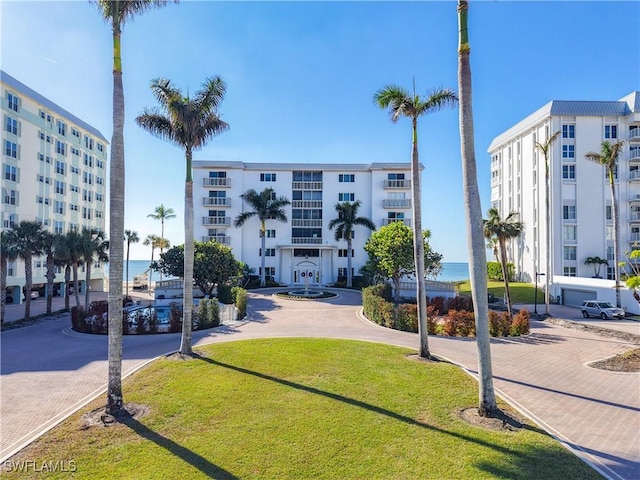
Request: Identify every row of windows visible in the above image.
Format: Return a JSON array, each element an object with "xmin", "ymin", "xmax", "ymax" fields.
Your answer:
[
  {"xmin": 1, "ymin": 188, "xmax": 102, "ymax": 206},
  {"xmin": 209, "ymin": 171, "xmax": 405, "ymax": 184},
  {"xmin": 37, "ymin": 108, "xmax": 104, "ymax": 152}
]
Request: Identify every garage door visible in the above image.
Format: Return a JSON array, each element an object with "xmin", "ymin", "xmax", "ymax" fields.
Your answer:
[{"xmin": 562, "ymin": 288, "xmax": 597, "ymax": 307}]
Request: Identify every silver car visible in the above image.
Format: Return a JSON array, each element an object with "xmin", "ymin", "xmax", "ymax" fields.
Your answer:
[{"xmin": 580, "ymin": 301, "xmax": 625, "ymax": 320}]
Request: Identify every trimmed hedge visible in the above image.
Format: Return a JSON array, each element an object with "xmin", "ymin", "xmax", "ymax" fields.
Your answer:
[
  {"xmin": 487, "ymin": 261, "xmax": 515, "ymax": 282},
  {"xmin": 232, "ymin": 287, "xmax": 247, "ymax": 320}
]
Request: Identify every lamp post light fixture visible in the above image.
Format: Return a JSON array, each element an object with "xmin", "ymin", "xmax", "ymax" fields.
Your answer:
[{"xmin": 534, "ymin": 271, "xmax": 546, "ymax": 315}]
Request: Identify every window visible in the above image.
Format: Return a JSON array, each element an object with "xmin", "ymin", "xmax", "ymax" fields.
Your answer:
[
  {"xmin": 71, "ymin": 128, "xmax": 80, "ymax": 138},
  {"xmin": 38, "ymin": 153, "xmax": 44, "ymax": 161},
  {"xmin": 605, "ymin": 124, "xmax": 618, "ymax": 139},
  {"xmin": 70, "ymin": 185, "xmax": 79, "ymax": 193},
  {"xmin": 37, "ymin": 174, "xmax": 45, "ymax": 183},
  {"xmin": 84, "ymin": 154, "xmax": 93, "ymax": 167},
  {"xmin": 96, "ymin": 210, "xmax": 103, "ymax": 219},
  {"xmin": 258, "ymin": 267, "xmax": 275, "ymax": 277},
  {"xmin": 54, "ymin": 200, "xmax": 64, "ymax": 214},
  {"xmin": 563, "ymin": 266, "xmax": 576, "ymax": 277},
  {"xmin": 83, "ymin": 190, "xmax": 93, "ymax": 202},
  {"xmin": 45, "ymin": 156, "xmax": 51, "ymax": 164},
  {"xmin": 7, "ymin": 92, "xmax": 19, "ymax": 112},
  {"xmin": 562, "ymin": 164, "xmax": 575, "ymax": 179},
  {"xmin": 338, "ymin": 249, "xmax": 354, "ymax": 257},
  {"xmin": 71, "ymin": 147, "xmax": 80, "ymax": 156},
  {"xmin": 46, "ymin": 135, "xmax": 51, "ymax": 143},
  {"xmin": 338, "ymin": 267, "xmax": 354, "ymax": 278},
  {"xmin": 607, "ymin": 246, "xmax": 614, "ymax": 262},
  {"xmin": 39, "ymin": 131, "xmax": 45, "ymax": 140},
  {"xmin": 4, "ymin": 165, "xmax": 16, "ymax": 181},
  {"xmin": 387, "ymin": 173, "xmax": 405, "ymax": 180},
  {"xmin": 5, "ymin": 116, "xmax": 18, "ymax": 135},
  {"xmin": 96, "ymin": 176, "xmax": 103, "ymax": 186},
  {"xmin": 97, "ymin": 143, "xmax": 104, "ymax": 152},
  {"xmin": 55, "ymin": 140, "xmax": 66, "ymax": 156},
  {"xmin": 55, "ymin": 160, "xmax": 66, "ymax": 175},
  {"xmin": 339, "ymin": 174, "xmax": 355, "ymax": 183},
  {"xmin": 260, "ymin": 173, "xmax": 276, "ymax": 182},
  {"xmin": 563, "ymin": 246, "xmax": 576, "ymax": 261},
  {"xmin": 40, "ymin": 110, "xmax": 46, "ymax": 119},
  {"xmin": 260, "ymin": 229, "xmax": 276, "ymax": 238},
  {"xmin": 563, "ymin": 225, "xmax": 576, "ymax": 242},
  {"xmin": 337, "ymin": 230, "xmax": 354, "ymax": 240},
  {"xmin": 83, "ymin": 172, "xmax": 93, "ymax": 184},
  {"xmin": 562, "ymin": 124, "xmax": 575, "ymax": 138},
  {"xmin": 97, "ymin": 159, "xmax": 104, "ymax": 169},
  {"xmin": 70, "ymin": 204, "xmax": 79, "ymax": 211},
  {"xmin": 3, "ymin": 213, "xmax": 16, "ymax": 229},
  {"xmin": 293, "ymin": 171, "xmax": 322, "ymax": 182},
  {"xmin": 4, "ymin": 189, "xmax": 16, "ymax": 205},
  {"xmin": 57, "ymin": 120, "xmax": 66, "ymax": 136},
  {"xmin": 387, "ymin": 212, "xmax": 405, "ymax": 220},
  {"xmin": 71, "ymin": 166, "xmax": 80, "ymax": 174},
  {"xmin": 562, "ymin": 145, "xmax": 575, "ymax": 158},
  {"xmin": 84, "ymin": 135, "xmax": 94, "ymax": 150},
  {"xmin": 82, "ymin": 206, "xmax": 92, "ymax": 219},
  {"xmin": 96, "ymin": 193, "xmax": 103, "ymax": 202},
  {"xmin": 54, "ymin": 221, "xmax": 64, "ymax": 235},
  {"xmin": 338, "ymin": 193, "xmax": 355, "ymax": 202},
  {"xmin": 5, "ymin": 140, "xmax": 17, "ymax": 158},
  {"xmin": 563, "ymin": 205, "xmax": 576, "ymax": 220},
  {"xmin": 55, "ymin": 180, "xmax": 65, "ymax": 195},
  {"xmin": 259, "ymin": 248, "xmax": 276, "ymax": 257}
]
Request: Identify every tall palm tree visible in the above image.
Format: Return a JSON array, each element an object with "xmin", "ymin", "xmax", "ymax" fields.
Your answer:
[
  {"xmin": 124, "ymin": 229, "xmax": 140, "ymax": 298},
  {"xmin": 586, "ymin": 140, "xmax": 624, "ymax": 307},
  {"xmin": 1, "ymin": 231, "xmax": 18, "ymax": 323},
  {"xmin": 80, "ymin": 228, "xmax": 109, "ymax": 311},
  {"xmin": 535, "ymin": 130, "xmax": 559, "ymax": 315},
  {"xmin": 54, "ymin": 234, "xmax": 73, "ymax": 312},
  {"xmin": 483, "ymin": 208, "xmax": 524, "ymax": 318},
  {"xmin": 136, "ymin": 75, "xmax": 228, "ymax": 356},
  {"xmin": 147, "ymin": 204, "xmax": 175, "ymax": 246},
  {"xmin": 143, "ymin": 234, "xmax": 161, "ymax": 289},
  {"xmin": 65, "ymin": 228, "xmax": 84, "ymax": 309},
  {"xmin": 235, "ymin": 188, "xmax": 291, "ymax": 287},
  {"xmin": 328, "ymin": 200, "xmax": 376, "ymax": 287},
  {"xmin": 458, "ymin": 0, "xmax": 497, "ymax": 417},
  {"xmin": 41, "ymin": 231, "xmax": 63, "ymax": 315},
  {"xmin": 94, "ymin": 0, "xmax": 173, "ymax": 415},
  {"xmin": 374, "ymin": 83, "xmax": 456, "ymax": 359},
  {"xmin": 4, "ymin": 221, "xmax": 45, "ymax": 321}
]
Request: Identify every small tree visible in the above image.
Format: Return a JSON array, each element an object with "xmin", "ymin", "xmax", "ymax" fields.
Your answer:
[
  {"xmin": 124, "ymin": 230, "xmax": 140, "ymax": 298},
  {"xmin": 584, "ymin": 256, "xmax": 608, "ymax": 278},
  {"xmin": 0, "ymin": 231, "xmax": 18, "ymax": 323}
]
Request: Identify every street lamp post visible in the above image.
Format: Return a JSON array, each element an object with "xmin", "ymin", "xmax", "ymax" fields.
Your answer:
[{"xmin": 534, "ymin": 271, "xmax": 545, "ymax": 315}]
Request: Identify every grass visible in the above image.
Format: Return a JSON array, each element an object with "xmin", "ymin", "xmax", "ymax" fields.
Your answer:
[
  {"xmin": 3, "ymin": 339, "xmax": 601, "ymax": 479},
  {"xmin": 457, "ymin": 280, "xmax": 545, "ymax": 304}
]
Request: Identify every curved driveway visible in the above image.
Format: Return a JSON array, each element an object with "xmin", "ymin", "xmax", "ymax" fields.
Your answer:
[{"xmin": 1, "ymin": 289, "xmax": 639, "ymax": 480}]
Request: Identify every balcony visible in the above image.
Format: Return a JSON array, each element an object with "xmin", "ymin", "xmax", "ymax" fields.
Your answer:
[
  {"xmin": 203, "ymin": 197, "xmax": 231, "ymax": 207},
  {"xmin": 383, "ymin": 179, "xmax": 411, "ymax": 189},
  {"xmin": 291, "ymin": 219, "xmax": 323, "ymax": 227},
  {"xmin": 381, "ymin": 218, "xmax": 411, "ymax": 227},
  {"xmin": 629, "ymin": 126, "xmax": 640, "ymax": 141},
  {"xmin": 631, "ymin": 212, "xmax": 640, "ymax": 222},
  {"xmin": 292, "ymin": 200, "xmax": 322, "ymax": 209},
  {"xmin": 630, "ymin": 194, "xmax": 640, "ymax": 203},
  {"xmin": 629, "ymin": 170, "xmax": 640, "ymax": 181},
  {"xmin": 292, "ymin": 181, "xmax": 323, "ymax": 190},
  {"xmin": 291, "ymin": 237, "xmax": 322, "ymax": 244},
  {"xmin": 629, "ymin": 147, "xmax": 640, "ymax": 162},
  {"xmin": 631, "ymin": 233, "xmax": 640, "ymax": 243},
  {"xmin": 203, "ymin": 177, "xmax": 231, "ymax": 187},
  {"xmin": 383, "ymin": 199, "xmax": 411, "ymax": 209},
  {"xmin": 202, "ymin": 235, "xmax": 231, "ymax": 245},
  {"xmin": 202, "ymin": 216, "xmax": 231, "ymax": 226}
]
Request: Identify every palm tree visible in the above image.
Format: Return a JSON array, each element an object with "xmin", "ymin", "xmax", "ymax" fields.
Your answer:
[
  {"xmin": 585, "ymin": 256, "xmax": 608, "ymax": 278},
  {"xmin": 143, "ymin": 234, "xmax": 161, "ymax": 289},
  {"xmin": 147, "ymin": 204, "xmax": 175, "ymax": 246},
  {"xmin": 54, "ymin": 234, "xmax": 73, "ymax": 312},
  {"xmin": 483, "ymin": 208, "xmax": 524, "ymax": 318},
  {"xmin": 124, "ymin": 230, "xmax": 140, "ymax": 298},
  {"xmin": 4, "ymin": 221, "xmax": 45, "ymax": 321},
  {"xmin": 374, "ymin": 83, "xmax": 456, "ymax": 359},
  {"xmin": 94, "ymin": 0, "xmax": 173, "ymax": 416},
  {"xmin": 136, "ymin": 76, "xmax": 229, "ymax": 356},
  {"xmin": 235, "ymin": 188, "xmax": 291, "ymax": 287},
  {"xmin": 458, "ymin": 0, "xmax": 497, "ymax": 417},
  {"xmin": 155, "ymin": 237, "xmax": 171, "ymax": 282},
  {"xmin": 586, "ymin": 140, "xmax": 624, "ymax": 307},
  {"xmin": 328, "ymin": 200, "xmax": 376, "ymax": 287},
  {"xmin": 535, "ymin": 130, "xmax": 559, "ymax": 315},
  {"xmin": 41, "ymin": 231, "xmax": 64, "ymax": 315},
  {"xmin": 79, "ymin": 228, "xmax": 109, "ymax": 311},
  {"xmin": 1, "ymin": 231, "xmax": 18, "ymax": 323}
]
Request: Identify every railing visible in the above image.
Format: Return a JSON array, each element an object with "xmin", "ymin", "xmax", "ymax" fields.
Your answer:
[
  {"xmin": 381, "ymin": 218, "xmax": 411, "ymax": 227},
  {"xmin": 291, "ymin": 219, "xmax": 323, "ymax": 227},
  {"xmin": 383, "ymin": 179, "xmax": 411, "ymax": 189},
  {"xmin": 383, "ymin": 199, "xmax": 411, "ymax": 208},
  {"xmin": 631, "ymin": 233, "xmax": 640, "ymax": 243},
  {"xmin": 203, "ymin": 177, "xmax": 231, "ymax": 187},
  {"xmin": 291, "ymin": 237, "xmax": 322, "ymax": 244},
  {"xmin": 292, "ymin": 181, "xmax": 323, "ymax": 190},
  {"xmin": 292, "ymin": 200, "xmax": 322, "ymax": 209},
  {"xmin": 630, "ymin": 194, "xmax": 640, "ymax": 202},
  {"xmin": 203, "ymin": 197, "xmax": 231, "ymax": 206},
  {"xmin": 629, "ymin": 170, "xmax": 640, "ymax": 180},
  {"xmin": 398, "ymin": 280, "xmax": 456, "ymax": 292},
  {"xmin": 630, "ymin": 147, "xmax": 640, "ymax": 160},
  {"xmin": 630, "ymin": 212, "xmax": 640, "ymax": 222},
  {"xmin": 202, "ymin": 216, "xmax": 231, "ymax": 226},
  {"xmin": 629, "ymin": 127, "xmax": 640, "ymax": 139},
  {"xmin": 202, "ymin": 236, "xmax": 231, "ymax": 245}
]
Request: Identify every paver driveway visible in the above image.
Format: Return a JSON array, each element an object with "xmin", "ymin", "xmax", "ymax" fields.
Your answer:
[{"xmin": 1, "ymin": 288, "xmax": 639, "ymax": 479}]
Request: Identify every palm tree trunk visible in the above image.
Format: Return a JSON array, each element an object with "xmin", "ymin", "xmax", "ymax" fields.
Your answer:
[
  {"xmin": 611, "ymin": 175, "xmax": 621, "ymax": 307},
  {"xmin": 64, "ymin": 265, "xmax": 71, "ymax": 311},
  {"xmin": 180, "ymin": 149, "xmax": 194, "ymax": 355},
  {"xmin": 1, "ymin": 258, "xmax": 7, "ymax": 323},
  {"xmin": 458, "ymin": 0, "xmax": 497, "ymax": 417},
  {"xmin": 499, "ymin": 241, "xmax": 513, "ymax": 318},
  {"xmin": 73, "ymin": 263, "xmax": 81, "ymax": 308},
  {"xmin": 125, "ymin": 240, "xmax": 130, "ymax": 299},
  {"xmin": 347, "ymin": 237, "xmax": 353, "ymax": 288},
  {"xmin": 46, "ymin": 253, "xmax": 55, "ymax": 314},
  {"xmin": 149, "ymin": 247, "xmax": 154, "ymax": 293},
  {"xmin": 24, "ymin": 253, "xmax": 32, "ymax": 321},
  {"xmin": 85, "ymin": 261, "xmax": 92, "ymax": 311},
  {"xmin": 106, "ymin": 22, "xmax": 125, "ymax": 415},
  {"xmin": 260, "ymin": 221, "xmax": 266, "ymax": 287},
  {"xmin": 411, "ymin": 119, "xmax": 430, "ymax": 359},
  {"xmin": 545, "ymin": 153, "xmax": 551, "ymax": 315},
  {"xmin": 160, "ymin": 220, "xmax": 164, "ymax": 283}
]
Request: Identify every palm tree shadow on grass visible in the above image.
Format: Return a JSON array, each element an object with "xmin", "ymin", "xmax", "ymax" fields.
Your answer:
[{"xmin": 119, "ymin": 412, "xmax": 239, "ymax": 479}]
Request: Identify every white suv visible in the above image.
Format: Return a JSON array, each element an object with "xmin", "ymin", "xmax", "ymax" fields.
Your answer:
[{"xmin": 580, "ymin": 301, "xmax": 625, "ymax": 320}]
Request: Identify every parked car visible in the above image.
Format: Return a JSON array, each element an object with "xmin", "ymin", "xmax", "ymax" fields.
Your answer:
[{"xmin": 580, "ymin": 301, "xmax": 625, "ymax": 320}]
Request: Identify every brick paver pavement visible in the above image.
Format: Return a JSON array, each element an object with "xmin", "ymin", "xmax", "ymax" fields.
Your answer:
[{"xmin": 1, "ymin": 288, "xmax": 639, "ymax": 480}]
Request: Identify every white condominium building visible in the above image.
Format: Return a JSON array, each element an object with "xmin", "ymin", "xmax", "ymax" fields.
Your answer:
[
  {"xmin": 1, "ymin": 71, "xmax": 108, "ymax": 302},
  {"xmin": 193, "ymin": 161, "xmax": 414, "ymax": 286},
  {"xmin": 488, "ymin": 91, "xmax": 640, "ymax": 307}
]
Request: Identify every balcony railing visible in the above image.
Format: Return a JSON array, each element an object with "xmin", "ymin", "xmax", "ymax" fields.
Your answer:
[
  {"xmin": 630, "ymin": 147, "xmax": 640, "ymax": 161},
  {"xmin": 291, "ymin": 181, "xmax": 323, "ymax": 190},
  {"xmin": 291, "ymin": 219, "xmax": 323, "ymax": 227},
  {"xmin": 203, "ymin": 177, "xmax": 231, "ymax": 187},
  {"xmin": 202, "ymin": 216, "xmax": 231, "ymax": 226},
  {"xmin": 383, "ymin": 179, "xmax": 411, "ymax": 189},
  {"xmin": 630, "ymin": 212, "xmax": 640, "ymax": 222},
  {"xmin": 631, "ymin": 233, "xmax": 640, "ymax": 243},
  {"xmin": 630, "ymin": 194, "xmax": 640, "ymax": 203},
  {"xmin": 383, "ymin": 199, "xmax": 411, "ymax": 208},
  {"xmin": 202, "ymin": 236, "xmax": 231, "ymax": 245},
  {"xmin": 629, "ymin": 170, "xmax": 640, "ymax": 181},
  {"xmin": 292, "ymin": 200, "xmax": 322, "ymax": 209},
  {"xmin": 381, "ymin": 218, "xmax": 412, "ymax": 227},
  {"xmin": 203, "ymin": 197, "xmax": 231, "ymax": 207},
  {"xmin": 629, "ymin": 127, "xmax": 640, "ymax": 140},
  {"xmin": 291, "ymin": 237, "xmax": 322, "ymax": 244}
]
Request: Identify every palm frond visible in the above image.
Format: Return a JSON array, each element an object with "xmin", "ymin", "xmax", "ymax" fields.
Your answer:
[
  {"xmin": 416, "ymin": 88, "xmax": 458, "ymax": 115},
  {"xmin": 136, "ymin": 111, "xmax": 177, "ymax": 146}
]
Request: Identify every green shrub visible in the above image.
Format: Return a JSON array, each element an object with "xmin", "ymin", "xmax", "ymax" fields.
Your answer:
[
  {"xmin": 169, "ymin": 304, "xmax": 182, "ymax": 333},
  {"xmin": 232, "ymin": 287, "xmax": 247, "ymax": 320},
  {"xmin": 393, "ymin": 303, "xmax": 418, "ymax": 333},
  {"xmin": 487, "ymin": 261, "xmax": 515, "ymax": 281},
  {"xmin": 510, "ymin": 309, "xmax": 530, "ymax": 336},
  {"xmin": 427, "ymin": 305, "xmax": 439, "ymax": 334},
  {"xmin": 193, "ymin": 299, "xmax": 221, "ymax": 330},
  {"xmin": 217, "ymin": 284, "xmax": 233, "ymax": 304},
  {"xmin": 452, "ymin": 310, "xmax": 476, "ymax": 337},
  {"xmin": 488, "ymin": 310, "xmax": 511, "ymax": 337},
  {"xmin": 362, "ymin": 286, "xmax": 394, "ymax": 327}
]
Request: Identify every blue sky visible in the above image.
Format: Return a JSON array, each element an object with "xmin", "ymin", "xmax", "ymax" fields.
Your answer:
[{"xmin": 2, "ymin": 1, "xmax": 638, "ymax": 261}]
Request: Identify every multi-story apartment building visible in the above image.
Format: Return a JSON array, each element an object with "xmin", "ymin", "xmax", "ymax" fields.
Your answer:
[
  {"xmin": 1, "ymin": 71, "xmax": 108, "ymax": 303},
  {"xmin": 488, "ymin": 91, "xmax": 640, "ymax": 308},
  {"xmin": 193, "ymin": 161, "xmax": 414, "ymax": 286}
]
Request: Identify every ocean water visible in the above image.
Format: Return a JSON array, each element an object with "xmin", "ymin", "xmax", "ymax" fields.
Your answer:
[
  {"xmin": 109, "ymin": 260, "xmax": 160, "ymax": 282},
  {"xmin": 436, "ymin": 262, "xmax": 470, "ymax": 282}
]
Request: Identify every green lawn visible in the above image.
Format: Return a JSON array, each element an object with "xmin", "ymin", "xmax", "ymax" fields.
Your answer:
[
  {"xmin": 457, "ymin": 280, "xmax": 545, "ymax": 304},
  {"xmin": 4, "ymin": 339, "xmax": 600, "ymax": 479}
]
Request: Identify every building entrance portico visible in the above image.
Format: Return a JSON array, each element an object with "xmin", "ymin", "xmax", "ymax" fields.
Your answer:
[{"xmin": 293, "ymin": 261, "xmax": 320, "ymax": 286}]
